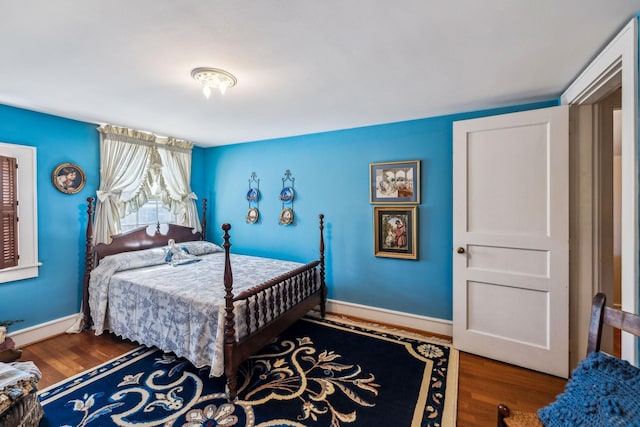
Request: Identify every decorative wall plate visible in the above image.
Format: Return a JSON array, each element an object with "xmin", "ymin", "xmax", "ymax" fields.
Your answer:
[
  {"xmin": 279, "ymin": 207, "xmax": 294, "ymax": 225},
  {"xmin": 246, "ymin": 188, "xmax": 260, "ymax": 201},
  {"xmin": 279, "ymin": 187, "xmax": 294, "ymax": 203},
  {"xmin": 246, "ymin": 207, "xmax": 259, "ymax": 224}
]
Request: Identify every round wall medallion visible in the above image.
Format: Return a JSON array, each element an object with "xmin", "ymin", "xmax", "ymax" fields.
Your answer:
[
  {"xmin": 279, "ymin": 207, "xmax": 294, "ymax": 225},
  {"xmin": 246, "ymin": 207, "xmax": 259, "ymax": 224},
  {"xmin": 246, "ymin": 188, "xmax": 260, "ymax": 201},
  {"xmin": 52, "ymin": 162, "xmax": 86, "ymax": 194},
  {"xmin": 279, "ymin": 187, "xmax": 294, "ymax": 203}
]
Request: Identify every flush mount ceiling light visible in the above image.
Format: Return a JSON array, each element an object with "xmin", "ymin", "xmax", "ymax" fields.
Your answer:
[{"xmin": 191, "ymin": 67, "xmax": 237, "ymax": 98}]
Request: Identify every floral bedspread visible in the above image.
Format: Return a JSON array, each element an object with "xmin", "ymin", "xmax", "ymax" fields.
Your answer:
[{"xmin": 88, "ymin": 244, "xmax": 306, "ymax": 376}]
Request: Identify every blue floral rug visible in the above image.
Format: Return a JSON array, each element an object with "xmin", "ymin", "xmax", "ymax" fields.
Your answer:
[{"xmin": 38, "ymin": 315, "xmax": 457, "ymax": 426}]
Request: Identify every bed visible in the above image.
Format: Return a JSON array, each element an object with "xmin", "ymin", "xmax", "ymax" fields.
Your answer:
[{"xmin": 80, "ymin": 197, "xmax": 326, "ymax": 401}]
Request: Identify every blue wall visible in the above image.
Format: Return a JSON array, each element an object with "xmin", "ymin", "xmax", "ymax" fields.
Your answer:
[
  {"xmin": 0, "ymin": 104, "xmax": 99, "ymax": 330},
  {"xmin": 191, "ymin": 145, "xmax": 208, "ymax": 225},
  {"xmin": 0, "ymin": 107, "xmax": 211, "ymax": 332},
  {"xmin": 202, "ymin": 100, "xmax": 558, "ymax": 321},
  {"xmin": 0, "ymin": 99, "xmax": 558, "ymax": 332}
]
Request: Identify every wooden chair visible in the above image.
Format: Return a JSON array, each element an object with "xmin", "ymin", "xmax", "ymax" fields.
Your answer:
[{"xmin": 497, "ymin": 293, "xmax": 640, "ymax": 427}]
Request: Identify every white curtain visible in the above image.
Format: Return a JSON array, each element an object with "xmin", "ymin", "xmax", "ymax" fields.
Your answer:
[
  {"xmin": 157, "ymin": 136, "xmax": 201, "ymax": 231},
  {"xmin": 94, "ymin": 125, "xmax": 200, "ymax": 244}
]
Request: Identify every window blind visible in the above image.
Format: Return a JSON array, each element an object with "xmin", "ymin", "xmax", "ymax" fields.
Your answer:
[{"xmin": 0, "ymin": 155, "xmax": 18, "ymax": 269}]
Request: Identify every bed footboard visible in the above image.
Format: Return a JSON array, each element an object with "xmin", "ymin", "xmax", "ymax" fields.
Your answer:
[{"xmin": 221, "ymin": 214, "xmax": 326, "ymax": 401}]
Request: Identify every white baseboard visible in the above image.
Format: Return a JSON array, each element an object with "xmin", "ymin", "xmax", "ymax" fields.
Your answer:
[
  {"xmin": 8, "ymin": 313, "xmax": 83, "ymax": 347},
  {"xmin": 6, "ymin": 303, "xmax": 453, "ymax": 348},
  {"xmin": 326, "ymin": 299, "xmax": 452, "ymax": 337}
]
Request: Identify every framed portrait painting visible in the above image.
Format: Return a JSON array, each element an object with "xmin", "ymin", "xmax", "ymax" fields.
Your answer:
[
  {"xmin": 374, "ymin": 206, "xmax": 417, "ymax": 259},
  {"xmin": 370, "ymin": 160, "xmax": 420, "ymax": 204},
  {"xmin": 52, "ymin": 162, "xmax": 86, "ymax": 194}
]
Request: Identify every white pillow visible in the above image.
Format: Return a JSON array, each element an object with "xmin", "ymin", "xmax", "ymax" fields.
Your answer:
[{"xmin": 175, "ymin": 240, "xmax": 224, "ymax": 256}]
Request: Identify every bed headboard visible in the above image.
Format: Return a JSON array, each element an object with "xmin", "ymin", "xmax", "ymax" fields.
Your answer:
[
  {"xmin": 82, "ymin": 196, "xmax": 207, "ymax": 330},
  {"xmin": 86, "ymin": 197, "xmax": 207, "ymax": 262},
  {"xmin": 93, "ymin": 223, "xmax": 203, "ymax": 261}
]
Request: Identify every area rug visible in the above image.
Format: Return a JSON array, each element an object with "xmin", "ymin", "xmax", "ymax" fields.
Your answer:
[{"xmin": 38, "ymin": 315, "xmax": 458, "ymax": 427}]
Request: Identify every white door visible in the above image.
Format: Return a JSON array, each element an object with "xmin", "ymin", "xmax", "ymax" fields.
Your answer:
[{"xmin": 452, "ymin": 106, "xmax": 569, "ymax": 378}]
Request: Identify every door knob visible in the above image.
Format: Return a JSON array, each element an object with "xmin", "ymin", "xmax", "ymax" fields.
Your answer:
[{"xmin": 457, "ymin": 247, "xmax": 465, "ymax": 254}]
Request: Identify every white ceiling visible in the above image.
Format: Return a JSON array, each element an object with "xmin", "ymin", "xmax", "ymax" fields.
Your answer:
[{"xmin": 1, "ymin": 1, "xmax": 639, "ymax": 147}]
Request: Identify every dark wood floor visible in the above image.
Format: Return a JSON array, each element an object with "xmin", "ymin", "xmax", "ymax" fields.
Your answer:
[{"xmin": 20, "ymin": 326, "xmax": 569, "ymax": 427}]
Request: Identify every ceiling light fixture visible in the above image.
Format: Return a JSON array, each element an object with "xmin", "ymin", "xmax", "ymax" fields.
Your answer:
[{"xmin": 191, "ymin": 67, "xmax": 237, "ymax": 98}]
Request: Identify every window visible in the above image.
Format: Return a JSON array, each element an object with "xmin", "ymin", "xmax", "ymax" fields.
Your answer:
[
  {"xmin": 120, "ymin": 198, "xmax": 177, "ymax": 232},
  {"xmin": 94, "ymin": 126, "xmax": 200, "ymax": 244},
  {"xmin": 0, "ymin": 142, "xmax": 39, "ymax": 283}
]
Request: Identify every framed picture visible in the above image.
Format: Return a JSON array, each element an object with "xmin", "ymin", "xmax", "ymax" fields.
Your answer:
[
  {"xmin": 52, "ymin": 162, "xmax": 86, "ymax": 194},
  {"xmin": 374, "ymin": 206, "xmax": 417, "ymax": 259},
  {"xmin": 370, "ymin": 160, "xmax": 420, "ymax": 204}
]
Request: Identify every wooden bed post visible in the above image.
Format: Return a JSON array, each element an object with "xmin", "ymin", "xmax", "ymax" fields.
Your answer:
[
  {"xmin": 221, "ymin": 223, "xmax": 238, "ymax": 401},
  {"xmin": 319, "ymin": 214, "xmax": 326, "ymax": 317},
  {"xmin": 81, "ymin": 197, "xmax": 95, "ymax": 331},
  {"xmin": 201, "ymin": 198, "xmax": 207, "ymax": 241}
]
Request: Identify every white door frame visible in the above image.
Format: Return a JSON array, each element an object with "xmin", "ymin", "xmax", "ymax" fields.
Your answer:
[{"xmin": 561, "ymin": 18, "xmax": 638, "ymax": 364}]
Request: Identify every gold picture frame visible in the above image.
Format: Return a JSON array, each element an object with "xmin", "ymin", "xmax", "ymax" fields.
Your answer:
[
  {"xmin": 374, "ymin": 206, "xmax": 418, "ymax": 259},
  {"xmin": 370, "ymin": 160, "xmax": 420, "ymax": 204},
  {"xmin": 52, "ymin": 162, "xmax": 86, "ymax": 194}
]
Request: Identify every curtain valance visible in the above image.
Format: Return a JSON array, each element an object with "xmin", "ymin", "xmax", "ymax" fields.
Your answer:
[{"xmin": 98, "ymin": 125, "xmax": 193, "ymax": 153}]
